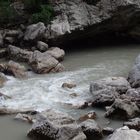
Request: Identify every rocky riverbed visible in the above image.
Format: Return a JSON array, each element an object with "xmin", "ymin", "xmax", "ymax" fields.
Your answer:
[{"xmin": 0, "ymin": 45, "xmax": 140, "ymax": 140}]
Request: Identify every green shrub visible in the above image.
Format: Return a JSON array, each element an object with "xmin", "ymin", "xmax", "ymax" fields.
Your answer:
[
  {"xmin": 30, "ymin": 5, "xmax": 54, "ymax": 24},
  {"xmin": 23, "ymin": 0, "xmax": 42, "ymax": 13},
  {"xmin": 0, "ymin": 0, "xmax": 19, "ymax": 26}
]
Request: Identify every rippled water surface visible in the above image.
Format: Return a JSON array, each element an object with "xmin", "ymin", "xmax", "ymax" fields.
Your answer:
[{"xmin": 0, "ymin": 44, "xmax": 140, "ymax": 140}]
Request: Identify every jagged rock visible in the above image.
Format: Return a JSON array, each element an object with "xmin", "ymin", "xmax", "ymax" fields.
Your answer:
[
  {"xmin": 46, "ymin": 47, "xmax": 65, "ymax": 61},
  {"xmin": 7, "ymin": 45, "xmax": 33, "ymax": 62},
  {"xmin": 80, "ymin": 119, "xmax": 102, "ymax": 139},
  {"xmin": 108, "ymin": 126, "xmax": 140, "ymax": 140},
  {"xmin": 78, "ymin": 111, "xmax": 96, "ymax": 122},
  {"xmin": 62, "ymin": 83, "xmax": 76, "ymax": 89},
  {"xmin": 128, "ymin": 54, "xmax": 140, "ymax": 88},
  {"xmin": 90, "ymin": 77, "xmax": 130, "ymax": 106},
  {"xmin": 105, "ymin": 98, "xmax": 140, "ymax": 119},
  {"xmin": 29, "ymin": 51, "xmax": 64, "ymax": 74},
  {"xmin": 14, "ymin": 113, "xmax": 33, "ymax": 123},
  {"xmin": 36, "ymin": 41, "xmax": 48, "ymax": 52},
  {"xmin": 102, "ymin": 127, "xmax": 114, "ymax": 135},
  {"xmin": 27, "ymin": 109, "xmax": 86, "ymax": 140},
  {"xmin": 124, "ymin": 118, "xmax": 140, "ymax": 131},
  {"xmin": 90, "ymin": 77, "xmax": 130, "ymax": 94},
  {"xmin": 126, "ymin": 88, "xmax": 140, "ymax": 108},
  {"xmin": 24, "ymin": 22, "xmax": 46, "ymax": 41}
]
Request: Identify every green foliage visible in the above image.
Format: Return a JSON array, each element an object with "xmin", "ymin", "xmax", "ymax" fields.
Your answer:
[
  {"xmin": 30, "ymin": 4, "xmax": 54, "ymax": 24},
  {"xmin": 0, "ymin": 0, "xmax": 19, "ymax": 26},
  {"xmin": 23, "ymin": 0, "xmax": 42, "ymax": 13}
]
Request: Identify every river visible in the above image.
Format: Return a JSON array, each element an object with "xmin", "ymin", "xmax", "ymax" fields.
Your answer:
[{"xmin": 0, "ymin": 44, "xmax": 140, "ymax": 140}]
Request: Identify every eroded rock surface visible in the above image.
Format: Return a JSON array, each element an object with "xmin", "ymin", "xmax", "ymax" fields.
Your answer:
[{"xmin": 108, "ymin": 126, "xmax": 140, "ymax": 140}]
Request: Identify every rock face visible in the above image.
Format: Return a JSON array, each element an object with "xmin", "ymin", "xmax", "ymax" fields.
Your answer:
[
  {"xmin": 29, "ymin": 51, "xmax": 65, "ymax": 74},
  {"xmin": 80, "ymin": 119, "xmax": 102, "ymax": 139},
  {"xmin": 90, "ymin": 77, "xmax": 130, "ymax": 106},
  {"xmin": 24, "ymin": 22, "xmax": 46, "ymax": 41},
  {"xmin": 27, "ymin": 109, "xmax": 86, "ymax": 140},
  {"xmin": 105, "ymin": 98, "xmax": 140, "ymax": 119},
  {"xmin": 7, "ymin": 45, "xmax": 33, "ymax": 62},
  {"xmin": 128, "ymin": 54, "xmax": 140, "ymax": 88},
  {"xmin": 44, "ymin": 0, "xmax": 140, "ymax": 45},
  {"xmin": 108, "ymin": 126, "xmax": 140, "ymax": 140},
  {"xmin": 124, "ymin": 118, "xmax": 140, "ymax": 131}
]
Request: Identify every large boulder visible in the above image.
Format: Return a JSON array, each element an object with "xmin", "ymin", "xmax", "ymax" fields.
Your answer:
[
  {"xmin": 29, "ymin": 51, "xmax": 65, "ymax": 74},
  {"xmin": 128, "ymin": 54, "xmax": 140, "ymax": 88},
  {"xmin": 80, "ymin": 119, "xmax": 102, "ymax": 139},
  {"xmin": 0, "ymin": 61, "xmax": 27, "ymax": 78},
  {"xmin": 90, "ymin": 77, "xmax": 130, "ymax": 106},
  {"xmin": 24, "ymin": 22, "xmax": 46, "ymax": 41},
  {"xmin": 124, "ymin": 118, "xmax": 140, "ymax": 131},
  {"xmin": 90, "ymin": 77, "xmax": 130, "ymax": 94},
  {"xmin": 105, "ymin": 98, "xmax": 140, "ymax": 119},
  {"xmin": 27, "ymin": 109, "xmax": 86, "ymax": 140},
  {"xmin": 7, "ymin": 45, "xmax": 33, "ymax": 62},
  {"xmin": 108, "ymin": 126, "xmax": 140, "ymax": 140}
]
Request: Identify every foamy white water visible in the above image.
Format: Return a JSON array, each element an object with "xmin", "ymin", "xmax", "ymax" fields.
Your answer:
[{"xmin": 0, "ymin": 45, "xmax": 140, "ymax": 114}]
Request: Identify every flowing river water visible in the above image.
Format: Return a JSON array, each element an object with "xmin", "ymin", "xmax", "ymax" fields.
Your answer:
[{"xmin": 0, "ymin": 44, "xmax": 140, "ymax": 140}]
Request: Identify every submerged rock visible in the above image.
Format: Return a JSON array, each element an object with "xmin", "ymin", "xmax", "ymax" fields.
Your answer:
[
  {"xmin": 0, "ymin": 92, "xmax": 11, "ymax": 100},
  {"xmin": 29, "ymin": 51, "xmax": 64, "ymax": 74},
  {"xmin": 24, "ymin": 22, "xmax": 46, "ymax": 41},
  {"xmin": 27, "ymin": 109, "xmax": 86, "ymax": 140},
  {"xmin": 62, "ymin": 83, "xmax": 76, "ymax": 89},
  {"xmin": 124, "ymin": 118, "xmax": 140, "ymax": 131},
  {"xmin": 80, "ymin": 119, "xmax": 102, "ymax": 139},
  {"xmin": 105, "ymin": 98, "xmax": 140, "ymax": 119},
  {"xmin": 108, "ymin": 126, "xmax": 140, "ymax": 140},
  {"xmin": 78, "ymin": 111, "xmax": 96, "ymax": 122}
]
